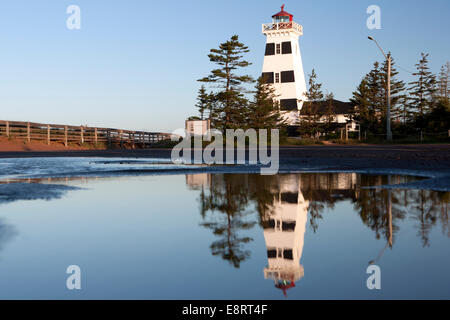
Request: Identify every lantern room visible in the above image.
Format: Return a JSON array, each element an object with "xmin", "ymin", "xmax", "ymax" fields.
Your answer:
[{"xmin": 272, "ymin": 5, "xmax": 293, "ymax": 23}]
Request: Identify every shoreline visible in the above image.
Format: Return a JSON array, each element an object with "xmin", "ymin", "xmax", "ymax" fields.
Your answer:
[
  {"xmin": 0, "ymin": 144, "xmax": 449, "ymax": 172},
  {"xmin": 0, "ymin": 145, "xmax": 449, "ymax": 191}
]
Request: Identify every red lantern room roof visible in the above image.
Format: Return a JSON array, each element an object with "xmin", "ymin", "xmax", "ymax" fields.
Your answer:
[{"xmin": 272, "ymin": 4, "xmax": 293, "ymax": 21}]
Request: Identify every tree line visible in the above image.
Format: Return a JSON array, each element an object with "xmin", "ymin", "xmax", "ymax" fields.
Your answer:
[
  {"xmin": 351, "ymin": 54, "xmax": 449, "ymax": 139},
  {"xmin": 196, "ymin": 173, "xmax": 449, "ymax": 268},
  {"xmin": 193, "ymin": 35, "xmax": 449, "ymax": 140}
]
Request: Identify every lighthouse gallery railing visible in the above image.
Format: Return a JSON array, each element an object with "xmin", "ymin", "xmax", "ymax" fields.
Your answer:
[{"xmin": 262, "ymin": 21, "xmax": 303, "ymax": 34}]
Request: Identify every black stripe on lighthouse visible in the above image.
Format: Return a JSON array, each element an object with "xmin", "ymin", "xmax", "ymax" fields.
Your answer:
[
  {"xmin": 281, "ymin": 71, "xmax": 295, "ymax": 83},
  {"xmin": 265, "ymin": 43, "xmax": 275, "ymax": 56},
  {"xmin": 282, "ymin": 41, "xmax": 292, "ymax": 54},
  {"xmin": 262, "ymin": 72, "xmax": 274, "ymax": 84},
  {"xmin": 280, "ymin": 99, "xmax": 298, "ymax": 111}
]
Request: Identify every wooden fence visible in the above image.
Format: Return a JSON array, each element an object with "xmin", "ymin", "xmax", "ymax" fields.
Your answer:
[{"xmin": 0, "ymin": 120, "xmax": 172, "ymax": 148}]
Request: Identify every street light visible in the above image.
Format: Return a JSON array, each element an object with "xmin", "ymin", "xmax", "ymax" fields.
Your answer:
[{"xmin": 368, "ymin": 36, "xmax": 392, "ymax": 141}]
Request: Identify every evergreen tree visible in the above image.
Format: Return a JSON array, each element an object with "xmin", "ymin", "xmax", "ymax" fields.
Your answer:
[
  {"xmin": 323, "ymin": 92, "xmax": 336, "ymax": 135},
  {"xmin": 351, "ymin": 63, "xmax": 384, "ymax": 133},
  {"xmin": 380, "ymin": 54, "xmax": 407, "ymax": 123},
  {"xmin": 408, "ymin": 53, "xmax": 437, "ymax": 120},
  {"xmin": 351, "ymin": 76, "xmax": 375, "ymax": 132},
  {"xmin": 246, "ymin": 77, "xmax": 285, "ymax": 130},
  {"xmin": 366, "ymin": 62, "xmax": 385, "ymax": 127},
  {"xmin": 198, "ymin": 35, "xmax": 254, "ymax": 131},
  {"xmin": 397, "ymin": 95, "xmax": 413, "ymax": 126},
  {"xmin": 299, "ymin": 69, "xmax": 324, "ymax": 137},
  {"xmin": 195, "ymin": 85, "xmax": 211, "ymax": 120},
  {"xmin": 305, "ymin": 69, "xmax": 324, "ymax": 102},
  {"xmin": 352, "ymin": 58, "xmax": 407, "ymax": 133}
]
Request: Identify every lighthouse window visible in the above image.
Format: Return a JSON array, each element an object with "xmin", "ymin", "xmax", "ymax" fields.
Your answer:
[
  {"xmin": 275, "ymin": 73, "xmax": 280, "ymax": 83},
  {"xmin": 280, "ymin": 99, "xmax": 298, "ymax": 111},
  {"xmin": 281, "ymin": 70, "xmax": 295, "ymax": 83},
  {"xmin": 262, "ymin": 72, "xmax": 274, "ymax": 84},
  {"xmin": 282, "ymin": 41, "xmax": 292, "ymax": 54},
  {"xmin": 267, "ymin": 249, "xmax": 277, "ymax": 258},
  {"xmin": 283, "ymin": 249, "xmax": 294, "ymax": 260},
  {"xmin": 281, "ymin": 192, "xmax": 298, "ymax": 203},
  {"xmin": 265, "ymin": 43, "xmax": 275, "ymax": 56},
  {"xmin": 276, "ymin": 43, "xmax": 281, "ymax": 54},
  {"xmin": 282, "ymin": 221, "xmax": 296, "ymax": 232}
]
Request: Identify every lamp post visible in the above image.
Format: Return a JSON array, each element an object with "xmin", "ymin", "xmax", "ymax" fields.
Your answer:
[{"xmin": 368, "ymin": 36, "xmax": 392, "ymax": 141}]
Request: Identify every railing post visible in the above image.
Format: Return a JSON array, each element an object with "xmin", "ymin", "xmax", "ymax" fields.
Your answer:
[
  {"xmin": 27, "ymin": 122, "xmax": 31, "ymax": 143},
  {"xmin": 94, "ymin": 128, "xmax": 98, "ymax": 144},
  {"xmin": 80, "ymin": 126, "xmax": 84, "ymax": 144},
  {"xmin": 47, "ymin": 125, "xmax": 50, "ymax": 145},
  {"xmin": 64, "ymin": 126, "xmax": 68, "ymax": 147},
  {"xmin": 107, "ymin": 130, "xmax": 111, "ymax": 148},
  {"xmin": 6, "ymin": 121, "xmax": 9, "ymax": 137}
]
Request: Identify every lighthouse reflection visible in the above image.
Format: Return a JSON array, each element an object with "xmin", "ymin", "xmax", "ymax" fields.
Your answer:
[
  {"xmin": 261, "ymin": 176, "xmax": 309, "ymax": 296},
  {"xmin": 189, "ymin": 172, "xmax": 449, "ymax": 296}
]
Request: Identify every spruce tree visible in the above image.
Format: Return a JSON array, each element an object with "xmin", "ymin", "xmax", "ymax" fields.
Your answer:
[
  {"xmin": 408, "ymin": 53, "xmax": 437, "ymax": 119},
  {"xmin": 366, "ymin": 62, "xmax": 385, "ymax": 125},
  {"xmin": 246, "ymin": 77, "xmax": 284, "ymax": 130},
  {"xmin": 195, "ymin": 85, "xmax": 211, "ymax": 120},
  {"xmin": 351, "ymin": 76, "xmax": 375, "ymax": 132},
  {"xmin": 198, "ymin": 35, "xmax": 254, "ymax": 131},
  {"xmin": 380, "ymin": 54, "xmax": 407, "ymax": 123},
  {"xmin": 299, "ymin": 69, "xmax": 324, "ymax": 137},
  {"xmin": 323, "ymin": 92, "xmax": 336, "ymax": 135}
]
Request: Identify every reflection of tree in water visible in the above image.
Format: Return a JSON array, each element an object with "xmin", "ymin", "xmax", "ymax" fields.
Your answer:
[
  {"xmin": 407, "ymin": 190, "xmax": 449, "ymax": 247},
  {"xmin": 354, "ymin": 175, "xmax": 449, "ymax": 247},
  {"xmin": 0, "ymin": 218, "xmax": 17, "ymax": 254},
  {"xmin": 354, "ymin": 176, "xmax": 405, "ymax": 245},
  {"xmin": 196, "ymin": 173, "xmax": 450, "ymax": 267},
  {"xmin": 199, "ymin": 174, "xmax": 256, "ymax": 268}
]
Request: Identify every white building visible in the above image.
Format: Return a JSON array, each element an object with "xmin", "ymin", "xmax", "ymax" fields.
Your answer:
[
  {"xmin": 262, "ymin": 5, "xmax": 308, "ymax": 125},
  {"xmin": 299, "ymin": 99, "xmax": 356, "ymax": 124},
  {"xmin": 185, "ymin": 119, "xmax": 211, "ymax": 137}
]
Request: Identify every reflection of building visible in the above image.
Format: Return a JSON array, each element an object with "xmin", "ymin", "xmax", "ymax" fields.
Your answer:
[
  {"xmin": 262, "ymin": 173, "xmax": 358, "ymax": 296},
  {"xmin": 263, "ymin": 175, "xmax": 309, "ymax": 296},
  {"xmin": 185, "ymin": 174, "xmax": 211, "ymax": 190}
]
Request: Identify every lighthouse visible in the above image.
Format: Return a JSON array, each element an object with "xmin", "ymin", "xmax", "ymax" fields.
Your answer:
[{"xmin": 262, "ymin": 5, "xmax": 307, "ymax": 124}]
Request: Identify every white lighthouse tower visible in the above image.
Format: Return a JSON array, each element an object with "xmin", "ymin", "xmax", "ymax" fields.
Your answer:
[{"xmin": 262, "ymin": 5, "xmax": 307, "ymax": 124}]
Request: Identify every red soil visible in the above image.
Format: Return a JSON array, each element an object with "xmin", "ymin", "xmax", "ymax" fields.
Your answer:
[{"xmin": 0, "ymin": 137, "xmax": 96, "ymax": 152}]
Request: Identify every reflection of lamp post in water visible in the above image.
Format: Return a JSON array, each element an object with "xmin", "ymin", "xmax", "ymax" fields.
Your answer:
[{"xmin": 369, "ymin": 176, "xmax": 393, "ymax": 265}]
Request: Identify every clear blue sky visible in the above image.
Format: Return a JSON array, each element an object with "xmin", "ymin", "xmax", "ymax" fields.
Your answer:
[{"xmin": 0, "ymin": 0, "xmax": 448, "ymax": 132}]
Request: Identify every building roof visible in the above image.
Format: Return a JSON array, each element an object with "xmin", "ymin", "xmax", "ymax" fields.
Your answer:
[
  {"xmin": 300, "ymin": 99, "xmax": 354, "ymax": 116},
  {"xmin": 272, "ymin": 5, "xmax": 294, "ymax": 19}
]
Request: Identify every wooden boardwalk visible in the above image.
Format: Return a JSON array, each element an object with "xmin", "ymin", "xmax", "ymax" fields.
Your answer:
[{"xmin": 0, "ymin": 120, "xmax": 172, "ymax": 148}]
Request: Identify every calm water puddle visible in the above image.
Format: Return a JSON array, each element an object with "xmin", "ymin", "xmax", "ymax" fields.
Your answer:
[{"xmin": 0, "ymin": 171, "xmax": 448, "ymax": 299}]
